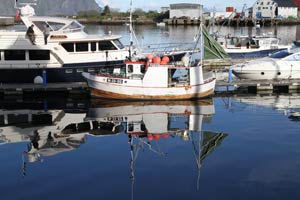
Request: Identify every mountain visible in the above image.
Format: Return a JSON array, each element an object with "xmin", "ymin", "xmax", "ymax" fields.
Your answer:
[{"xmin": 0, "ymin": 0, "xmax": 101, "ymax": 16}]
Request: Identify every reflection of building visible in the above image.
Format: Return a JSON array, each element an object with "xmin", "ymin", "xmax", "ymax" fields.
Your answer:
[
  {"xmin": 169, "ymin": 3, "xmax": 203, "ymax": 19},
  {"xmin": 252, "ymin": 0, "xmax": 297, "ymax": 18}
]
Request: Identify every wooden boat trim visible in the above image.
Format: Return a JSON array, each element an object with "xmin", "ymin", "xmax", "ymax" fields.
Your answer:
[{"xmin": 90, "ymin": 88, "xmax": 215, "ymax": 100}]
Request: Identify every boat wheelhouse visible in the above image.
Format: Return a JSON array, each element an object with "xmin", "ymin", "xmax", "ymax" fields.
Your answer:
[{"xmin": 216, "ymin": 34, "xmax": 290, "ymax": 59}]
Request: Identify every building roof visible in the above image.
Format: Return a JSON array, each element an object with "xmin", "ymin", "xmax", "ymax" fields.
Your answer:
[
  {"xmin": 170, "ymin": 3, "xmax": 201, "ymax": 9},
  {"xmin": 274, "ymin": 0, "xmax": 297, "ymax": 7}
]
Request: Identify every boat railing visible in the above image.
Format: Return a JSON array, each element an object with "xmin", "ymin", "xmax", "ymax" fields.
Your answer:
[{"xmin": 140, "ymin": 42, "xmax": 198, "ymax": 55}]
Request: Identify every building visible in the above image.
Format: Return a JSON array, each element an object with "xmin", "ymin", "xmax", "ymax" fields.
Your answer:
[
  {"xmin": 160, "ymin": 7, "xmax": 169, "ymax": 13},
  {"xmin": 295, "ymin": 0, "xmax": 300, "ymax": 11},
  {"xmin": 169, "ymin": 3, "xmax": 203, "ymax": 19},
  {"xmin": 252, "ymin": 0, "xmax": 297, "ymax": 18}
]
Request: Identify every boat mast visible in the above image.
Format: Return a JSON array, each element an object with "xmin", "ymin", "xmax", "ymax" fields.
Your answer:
[{"xmin": 129, "ymin": 0, "xmax": 133, "ymax": 60}]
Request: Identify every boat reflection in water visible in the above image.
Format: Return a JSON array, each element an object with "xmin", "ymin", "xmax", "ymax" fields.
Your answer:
[
  {"xmin": 87, "ymin": 98, "xmax": 227, "ymax": 192},
  {"xmin": 0, "ymin": 97, "xmax": 227, "ymax": 187},
  {"xmin": 229, "ymin": 94, "xmax": 300, "ymax": 121}
]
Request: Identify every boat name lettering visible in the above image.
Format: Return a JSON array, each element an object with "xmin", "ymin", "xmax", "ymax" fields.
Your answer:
[{"xmin": 107, "ymin": 78, "xmax": 123, "ymax": 84}]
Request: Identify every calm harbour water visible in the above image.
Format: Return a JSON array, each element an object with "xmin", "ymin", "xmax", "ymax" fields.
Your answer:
[
  {"xmin": 1, "ymin": 94, "xmax": 300, "ymax": 200},
  {"xmin": 1, "ymin": 24, "xmax": 300, "ymax": 200}
]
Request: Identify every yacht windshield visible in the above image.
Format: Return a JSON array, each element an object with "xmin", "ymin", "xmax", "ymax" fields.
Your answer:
[
  {"xmin": 47, "ymin": 22, "xmax": 65, "ymax": 31},
  {"xmin": 269, "ymin": 50, "xmax": 292, "ymax": 59},
  {"xmin": 113, "ymin": 39, "xmax": 125, "ymax": 49},
  {"xmin": 63, "ymin": 21, "xmax": 82, "ymax": 32}
]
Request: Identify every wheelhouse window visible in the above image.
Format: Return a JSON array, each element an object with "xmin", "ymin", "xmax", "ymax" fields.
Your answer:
[
  {"xmin": 62, "ymin": 43, "xmax": 74, "ymax": 52},
  {"xmin": 91, "ymin": 42, "xmax": 97, "ymax": 51},
  {"xmin": 113, "ymin": 39, "xmax": 125, "ymax": 49},
  {"xmin": 76, "ymin": 42, "xmax": 88, "ymax": 52},
  {"xmin": 29, "ymin": 50, "xmax": 50, "ymax": 60},
  {"xmin": 99, "ymin": 41, "xmax": 117, "ymax": 50},
  {"xmin": 4, "ymin": 50, "xmax": 25, "ymax": 60}
]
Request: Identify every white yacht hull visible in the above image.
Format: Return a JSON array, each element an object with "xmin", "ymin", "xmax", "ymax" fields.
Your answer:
[{"xmin": 232, "ymin": 60, "xmax": 300, "ymax": 80}]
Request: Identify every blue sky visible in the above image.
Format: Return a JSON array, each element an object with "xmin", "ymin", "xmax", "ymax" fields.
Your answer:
[{"xmin": 95, "ymin": 0, "xmax": 256, "ymax": 11}]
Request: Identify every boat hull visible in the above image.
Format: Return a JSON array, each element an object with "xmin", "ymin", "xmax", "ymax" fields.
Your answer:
[
  {"xmin": 0, "ymin": 61, "xmax": 123, "ymax": 83},
  {"xmin": 90, "ymin": 87, "xmax": 215, "ymax": 100},
  {"xmin": 83, "ymin": 72, "xmax": 216, "ymax": 100},
  {"xmin": 228, "ymin": 48, "xmax": 287, "ymax": 59}
]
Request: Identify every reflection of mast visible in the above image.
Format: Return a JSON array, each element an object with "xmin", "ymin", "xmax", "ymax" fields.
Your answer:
[
  {"xmin": 190, "ymin": 129, "xmax": 228, "ymax": 191},
  {"xmin": 128, "ymin": 134, "xmax": 166, "ymax": 200}
]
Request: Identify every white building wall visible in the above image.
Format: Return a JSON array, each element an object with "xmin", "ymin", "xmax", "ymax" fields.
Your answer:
[
  {"xmin": 277, "ymin": 7, "xmax": 297, "ymax": 18},
  {"xmin": 169, "ymin": 4, "xmax": 203, "ymax": 19},
  {"xmin": 252, "ymin": 0, "xmax": 276, "ymax": 18},
  {"xmin": 252, "ymin": 0, "xmax": 297, "ymax": 18}
]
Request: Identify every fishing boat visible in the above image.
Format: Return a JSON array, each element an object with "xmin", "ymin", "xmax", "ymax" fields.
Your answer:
[
  {"xmin": 83, "ymin": 20, "xmax": 217, "ymax": 100},
  {"xmin": 82, "ymin": 55, "xmax": 215, "ymax": 100},
  {"xmin": 216, "ymin": 34, "xmax": 290, "ymax": 59},
  {"xmin": 231, "ymin": 47, "xmax": 300, "ymax": 80}
]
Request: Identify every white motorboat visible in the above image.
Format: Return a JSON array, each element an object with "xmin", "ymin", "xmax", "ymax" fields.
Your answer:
[
  {"xmin": 231, "ymin": 47, "xmax": 300, "ymax": 80},
  {"xmin": 0, "ymin": 3, "xmax": 131, "ymax": 84},
  {"xmin": 216, "ymin": 34, "xmax": 290, "ymax": 59}
]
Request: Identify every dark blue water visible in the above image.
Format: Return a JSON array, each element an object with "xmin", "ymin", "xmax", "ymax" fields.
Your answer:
[{"xmin": 1, "ymin": 94, "xmax": 300, "ymax": 200}]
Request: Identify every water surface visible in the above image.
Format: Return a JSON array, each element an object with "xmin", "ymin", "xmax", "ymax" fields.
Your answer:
[{"xmin": 1, "ymin": 94, "xmax": 300, "ymax": 200}]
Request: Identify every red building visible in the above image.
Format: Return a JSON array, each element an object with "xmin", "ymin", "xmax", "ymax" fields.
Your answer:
[{"xmin": 295, "ymin": 0, "xmax": 300, "ymax": 11}]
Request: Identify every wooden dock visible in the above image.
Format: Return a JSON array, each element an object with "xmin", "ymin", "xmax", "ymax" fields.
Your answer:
[
  {"xmin": 0, "ymin": 78, "xmax": 299, "ymax": 97},
  {"xmin": 0, "ymin": 82, "xmax": 88, "ymax": 96},
  {"xmin": 216, "ymin": 79, "xmax": 300, "ymax": 94}
]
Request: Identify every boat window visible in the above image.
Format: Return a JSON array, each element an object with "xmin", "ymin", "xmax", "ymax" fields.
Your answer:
[
  {"xmin": 76, "ymin": 69, "xmax": 84, "ymax": 73},
  {"xmin": 99, "ymin": 41, "xmax": 117, "ymax": 50},
  {"xmin": 29, "ymin": 50, "xmax": 50, "ymax": 60},
  {"xmin": 285, "ymin": 53, "xmax": 300, "ymax": 61},
  {"xmin": 127, "ymin": 65, "xmax": 133, "ymax": 73},
  {"xmin": 75, "ymin": 42, "xmax": 88, "ymax": 52},
  {"xmin": 269, "ymin": 50, "xmax": 292, "ymax": 59},
  {"xmin": 91, "ymin": 42, "xmax": 97, "ymax": 51},
  {"xmin": 65, "ymin": 69, "xmax": 73, "ymax": 73},
  {"xmin": 113, "ymin": 39, "xmax": 125, "ymax": 49},
  {"xmin": 62, "ymin": 43, "xmax": 74, "ymax": 52},
  {"xmin": 63, "ymin": 21, "xmax": 82, "ymax": 32},
  {"xmin": 47, "ymin": 22, "xmax": 65, "ymax": 31},
  {"xmin": 141, "ymin": 65, "xmax": 146, "ymax": 73},
  {"xmin": 4, "ymin": 50, "xmax": 25, "ymax": 60},
  {"xmin": 32, "ymin": 21, "xmax": 52, "ymax": 32}
]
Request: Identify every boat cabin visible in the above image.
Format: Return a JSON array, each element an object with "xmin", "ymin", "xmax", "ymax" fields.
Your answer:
[{"xmin": 218, "ymin": 35, "xmax": 280, "ymax": 49}]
